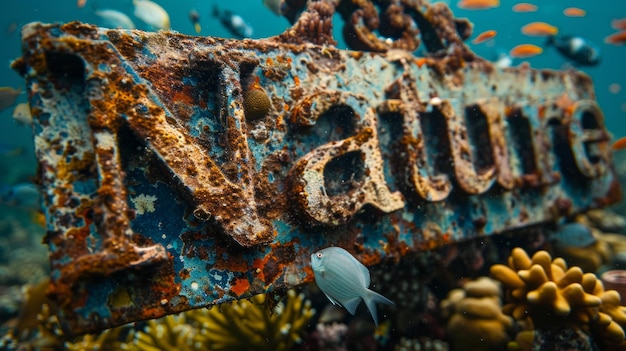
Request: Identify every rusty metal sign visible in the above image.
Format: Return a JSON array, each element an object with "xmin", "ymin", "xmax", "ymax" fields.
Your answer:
[{"xmin": 13, "ymin": 0, "xmax": 620, "ymax": 335}]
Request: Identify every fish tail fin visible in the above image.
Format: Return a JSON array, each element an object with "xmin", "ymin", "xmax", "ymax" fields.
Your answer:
[
  {"xmin": 363, "ymin": 289, "xmax": 394, "ymax": 327},
  {"xmin": 545, "ymin": 35, "xmax": 556, "ymax": 47},
  {"xmin": 212, "ymin": 4, "xmax": 220, "ymax": 18}
]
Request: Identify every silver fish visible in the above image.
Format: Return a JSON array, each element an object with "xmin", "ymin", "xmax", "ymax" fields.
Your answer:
[
  {"xmin": 133, "ymin": 0, "xmax": 170, "ymax": 31},
  {"xmin": 0, "ymin": 182, "xmax": 40, "ymax": 211},
  {"xmin": 311, "ymin": 246, "xmax": 393, "ymax": 326},
  {"xmin": 12, "ymin": 102, "xmax": 32, "ymax": 125},
  {"xmin": 0, "ymin": 86, "xmax": 21, "ymax": 112},
  {"xmin": 95, "ymin": 9, "xmax": 136, "ymax": 30}
]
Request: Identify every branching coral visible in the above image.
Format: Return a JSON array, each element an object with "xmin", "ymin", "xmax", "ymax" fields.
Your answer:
[
  {"xmin": 3, "ymin": 282, "xmax": 313, "ymax": 351},
  {"xmin": 124, "ymin": 289, "xmax": 315, "ymax": 351},
  {"xmin": 66, "ymin": 327, "xmax": 130, "ymax": 351},
  {"xmin": 121, "ymin": 313, "xmax": 204, "ymax": 351},
  {"xmin": 490, "ymin": 247, "xmax": 626, "ymax": 345}
]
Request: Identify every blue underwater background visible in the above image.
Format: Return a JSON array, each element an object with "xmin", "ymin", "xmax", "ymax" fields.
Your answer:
[
  {"xmin": 0, "ymin": 0, "xmax": 625, "ymax": 155},
  {"xmin": 1, "ymin": 0, "xmax": 626, "ymax": 350}
]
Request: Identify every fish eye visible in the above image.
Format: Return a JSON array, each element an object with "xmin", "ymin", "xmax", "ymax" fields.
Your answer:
[{"xmin": 316, "ymin": 252, "xmax": 323, "ymax": 258}]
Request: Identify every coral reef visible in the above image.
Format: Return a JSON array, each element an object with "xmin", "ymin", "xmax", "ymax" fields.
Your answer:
[
  {"xmin": 551, "ymin": 230, "xmax": 612, "ymax": 274},
  {"xmin": 440, "ymin": 276, "xmax": 513, "ymax": 351},
  {"xmin": 0, "ymin": 194, "xmax": 49, "ymax": 326},
  {"xmin": 549, "ymin": 215, "xmax": 614, "ymax": 273},
  {"xmin": 0, "ymin": 218, "xmax": 48, "ymax": 322},
  {"xmin": 1, "ymin": 283, "xmax": 313, "ymax": 351},
  {"xmin": 490, "ymin": 247, "xmax": 626, "ymax": 348},
  {"xmin": 313, "ymin": 322, "xmax": 348, "ymax": 351},
  {"xmin": 585, "ymin": 209, "xmax": 626, "ymax": 233},
  {"xmin": 394, "ymin": 337, "xmax": 449, "ymax": 351},
  {"xmin": 122, "ymin": 289, "xmax": 314, "ymax": 351},
  {"xmin": 603, "ymin": 270, "xmax": 626, "ymax": 305}
]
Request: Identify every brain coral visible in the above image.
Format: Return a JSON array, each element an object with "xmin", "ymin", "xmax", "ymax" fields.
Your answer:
[{"xmin": 490, "ymin": 247, "xmax": 626, "ymax": 344}]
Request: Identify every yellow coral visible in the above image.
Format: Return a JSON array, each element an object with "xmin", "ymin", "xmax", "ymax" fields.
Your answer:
[
  {"xmin": 490, "ymin": 247, "xmax": 626, "ymax": 344},
  {"xmin": 441, "ymin": 276, "xmax": 513, "ymax": 351},
  {"xmin": 5, "ymin": 281, "xmax": 313, "ymax": 351},
  {"xmin": 66, "ymin": 328, "xmax": 129, "ymax": 351},
  {"xmin": 124, "ymin": 289, "xmax": 314, "ymax": 351},
  {"xmin": 121, "ymin": 313, "xmax": 203, "ymax": 351}
]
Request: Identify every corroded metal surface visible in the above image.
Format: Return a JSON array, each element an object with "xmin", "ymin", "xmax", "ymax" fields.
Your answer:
[{"xmin": 13, "ymin": 0, "xmax": 620, "ymax": 335}]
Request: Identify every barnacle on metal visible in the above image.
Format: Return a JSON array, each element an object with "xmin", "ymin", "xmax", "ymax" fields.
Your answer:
[
  {"xmin": 279, "ymin": 0, "xmax": 337, "ymax": 46},
  {"xmin": 490, "ymin": 247, "xmax": 626, "ymax": 344},
  {"xmin": 243, "ymin": 81, "xmax": 272, "ymax": 121},
  {"xmin": 282, "ymin": 0, "xmax": 474, "ymax": 54}
]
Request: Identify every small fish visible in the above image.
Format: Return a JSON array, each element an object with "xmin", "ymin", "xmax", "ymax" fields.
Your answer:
[
  {"xmin": 521, "ymin": 22, "xmax": 558, "ymax": 36},
  {"xmin": 563, "ymin": 7, "xmax": 586, "ymax": 17},
  {"xmin": 612, "ymin": 18, "xmax": 626, "ymax": 30},
  {"xmin": 189, "ymin": 9, "xmax": 201, "ymax": 33},
  {"xmin": 95, "ymin": 9, "xmax": 135, "ymax": 30},
  {"xmin": 0, "ymin": 86, "xmax": 21, "ymax": 112},
  {"xmin": 311, "ymin": 246, "xmax": 393, "ymax": 326},
  {"xmin": 609, "ymin": 83, "xmax": 622, "ymax": 94},
  {"xmin": 613, "ymin": 136, "xmax": 626, "ymax": 151},
  {"xmin": 6, "ymin": 22, "xmax": 18, "ymax": 35},
  {"xmin": 547, "ymin": 35, "xmax": 601, "ymax": 66},
  {"xmin": 133, "ymin": 0, "xmax": 170, "ymax": 31},
  {"xmin": 77, "ymin": 0, "xmax": 87, "ymax": 8},
  {"xmin": 493, "ymin": 51, "xmax": 513, "ymax": 68},
  {"xmin": 0, "ymin": 144, "xmax": 23, "ymax": 157},
  {"xmin": 472, "ymin": 30, "xmax": 497, "ymax": 44},
  {"xmin": 12, "ymin": 102, "xmax": 32, "ymax": 125},
  {"xmin": 263, "ymin": 0, "xmax": 284, "ymax": 16},
  {"xmin": 509, "ymin": 44, "xmax": 543, "ymax": 58},
  {"xmin": 512, "ymin": 3, "xmax": 537, "ymax": 13},
  {"xmin": 0, "ymin": 183, "xmax": 41, "ymax": 211},
  {"xmin": 550, "ymin": 222, "xmax": 596, "ymax": 249},
  {"xmin": 212, "ymin": 5, "xmax": 254, "ymax": 39},
  {"xmin": 457, "ymin": 0, "xmax": 499, "ymax": 10},
  {"xmin": 605, "ymin": 30, "xmax": 626, "ymax": 46}
]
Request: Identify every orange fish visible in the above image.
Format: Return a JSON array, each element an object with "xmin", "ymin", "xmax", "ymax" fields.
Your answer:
[
  {"xmin": 457, "ymin": 0, "xmax": 500, "ymax": 10},
  {"xmin": 609, "ymin": 83, "xmax": 622, "ymax": 94},
  {"xmin": 612, "ymin": 18, "xmax": 626, "ymax": 30},
  {"xmin": 509, "ymin": 44, "xmax": 543, "ymax": 58},
  {"xmin": 472, "ymin": 30, "xmax": 497, "ymax": 44},
  {"xmin": 521, "ymin": 22, "xmax": 558, "ymax": 36},
  {"xmin": 77, "ymin": 0, "xmax": 86, "ymax": 8},
  {"xmin": 605, "ymin": 30, "xmax": 626, "ymax": 45},
  {"xmin": 512, "ymin": 3, "xmax": 537, "ymax": 12},
  {"xmin": 563, "ymin": 7, "xmax": 586, "ymax": 17},
  {"xmin": 612, "ymin": 136, "xmax": 626, "ymax": 151}
]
